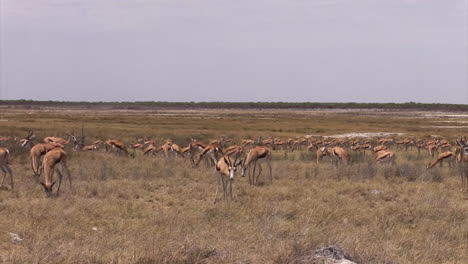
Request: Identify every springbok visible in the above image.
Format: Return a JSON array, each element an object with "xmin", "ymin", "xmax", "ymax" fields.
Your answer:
[
  {"xmin": 257, "ymin": 136, "xmax": 274, "ymax": 147},
  {"xmin": 194, "ymin": 144, "xmax": 223, "ymax": 167},
  {"xmin": 159, "ymin": 140, "xmax": 175, "ymax": 159},
  {"xmin": 105, "ymin": 140, "xmax": 130, "ymax": 157},
  {"xmin": 43, "ymin": 133, "xmax": 77, "ymax": 145},
  {"xmin": 38, "ymin": 148, "xmax": 72, "ymax": 197},
  {"xmin": 317, "ymin": 147, "xmax": 332, "ymax": 164},
  {"xmin": 395, "ymin": 138, "xmax": 414, "ymax": 151},
  {"xmin": 209, "ymin": 137, "xmax": 231, "ymax": 149},
  {"xmin": 375, "ymin": 150, "xmax": 396, "ymax": 164},
  {"xmin": 81, "ymin": 141, "xmax": 103, "ymax": 151},
  {"xmin": 240, "ymin": 138, "xmax": 255, "ymax": 147},
  {"xmin": 185, "ymin": 139, "xmax": 207, "ymax": 164},
  {"xmin": 426, "ymin": 151, "xmax": 454, "ymax": 169},
  {"xmin": 143, "ymin": 143, "xmax": 158, "ymax": 156},
  {"xmin": 425, "ymin": 141, "xmax": 440, "ymax": 157},
  {"xmin": 214, "ymin": 155, "xmax": 243, "ymax": 203},
  {"xmin": 169, "ymin": 143, "xmax": 186, "ymax": 158},
  {"xmin": 455, "ymin": 137, "xmax": 468, "ymax": 191},
  {"xmin": 130, "ymin": 143, "xmax": 144, "ymax": 150},
  {"xmin": 378, "ymin": 138, "xmax": 394, "ymax": 146},
  {"xmin": 317, "ymin": 146, "xmax": 349, "ymax": 165},
  {"xmin": 373, "ymin": 145, "xmax": 387, "ymax": 152},
  {"xmin": 30, "ymin": 142, "xmax": 65, "ymax": 179},
  {"xmin": 242, "ymin": 146, "xmax": 272, "ymax": 185},
  {"xmin": 0, "ymin": 148, "xmax": 13, "ymax": 189}
]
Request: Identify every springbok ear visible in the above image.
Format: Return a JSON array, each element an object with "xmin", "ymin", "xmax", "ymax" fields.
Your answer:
[{"xmin": 235, "ymin": 159, "xmax": 243, "ymax": 167}]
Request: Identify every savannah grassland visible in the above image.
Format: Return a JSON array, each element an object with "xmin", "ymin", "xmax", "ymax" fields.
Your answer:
[{"xmin": 0, "ymin": 107, "xmax": 467, "ymax": 264}]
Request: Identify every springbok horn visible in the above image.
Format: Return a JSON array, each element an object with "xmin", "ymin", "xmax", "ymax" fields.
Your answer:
[{"xmin": 223, "ymin": 156, "xmax": 231, "ymax": 166}]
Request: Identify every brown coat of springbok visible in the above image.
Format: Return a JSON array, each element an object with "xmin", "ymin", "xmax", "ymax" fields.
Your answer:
[{"xmin": 0, "ymin": 148, "xmax": 13, "ymax": 190}]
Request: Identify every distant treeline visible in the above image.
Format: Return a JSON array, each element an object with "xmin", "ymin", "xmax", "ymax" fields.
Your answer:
[{"xmin": 0, "ymin": 100, "xmax": 467, "ymax": 111}]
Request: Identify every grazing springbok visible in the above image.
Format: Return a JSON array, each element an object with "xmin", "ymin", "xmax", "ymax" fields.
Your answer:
[
  {"xmin": 223, "ymin": 145, "xmax": 244, "ymax": 158},
  {"xmin": 306, "ymin": 142, "xmax": 318, "ymax": 152},
  {"xmin": 39, "ymin": 148, "xmax": 72, "ymax": 197},
  {"xmin": 81, "ymin": 141, "xmax": 103, "ymax": 151},
  {"xmin": 400, "ymin": 138, "xmax": 415, "ymax": 151},
  {"xmin": 105, "ymin": 140, "xmax": 130, "ymax": 157},
  {"xmin": 214, "ymin": 155, "xmax": 243, "ymax": 203},
  {"xmin": 455, "ymin": 137, "xmax": 468, "ymax": 191},
  {"xmin": 0, "ymin": 148, "xmax": 13, "ymax": 190},
  {"xmin": 426, "ymin": 151, "xmax": 455, "ymax": 169},
  {"xmin": 159, "ymin": 140, "xmax": 176, "ymax": 159},
  {"xmin": 242, "ymin": 146, "xmax": 272, "ymax": 185},
  {"xmin": 257, "ymin": 136, "xmax": 274, "ymax": 147},
  {"xmin": 143, "ymin": 143, "xmax": 158, "ymax": 156},
  {"xmin": 378, "ymin": 138, "xmax": 394, "ymax": 146},
  {"xmin": 425, "ymin": 141, "xmax": 440, "ymax": 157},
  {"xmin": 240, "ymin": 138, "xmax": 256, "ymax": 147},
  {"xmin": 130, "ymin": 143, "xmax": 145, "ymax": 152},
  {"xmin": 30, "ymin": 142, "xmax": 65, "ymax": 179},
  {"xmin": 375, "ymin": 150, "xmax": 396, "ymax": 164},
  {"xmin": 331, "ymin": 147, "xmax": 349, "ymax": 165},
  {"xmin": 194, "ymin": 144, "xmax": 223, "ymax": 167},
  {"xmin": 373, "ymin": 145, "xmax": 387, "ymax": 152},
  {"xmin": 317, "ymin": 146, "xmax": 349, "ymax": 165},
  {"xmin": 43, "ymin": 133, "xmax": 77, "ymax": 146},
  {"xmin": 185, "ymin": 139, "xmax": 207, "ymax": 164},
  {"xmin": 317, "ymin": 147, "xmax": 332, "ymax": 164},
  {"xmin": 178, "ymin": 145, "xmax": 192, "ymax": 159},
  {"xmin": 209, "ymin": 137, "xmax": 231, "ymax": 149},
  {"xmin": 168, "ymin": 143, "xmax": 186, "ymax": 159}
]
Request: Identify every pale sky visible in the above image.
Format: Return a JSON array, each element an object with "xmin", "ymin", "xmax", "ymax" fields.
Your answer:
[{"xmin": 0, "ymin": 0, "xmax": 467, "ymax": 103}]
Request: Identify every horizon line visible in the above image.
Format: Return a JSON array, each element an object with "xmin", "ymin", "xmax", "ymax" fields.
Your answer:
[{"xmin": 0, "ymin": 100, "xmax": 466, "ymax": 106}]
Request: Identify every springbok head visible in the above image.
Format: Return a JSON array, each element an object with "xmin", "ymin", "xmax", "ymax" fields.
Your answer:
[
  {"xmin": 40, "ymin": 181, "xmax": 56, "ymax": 198},
  {"xmin": 456, "ymin": 136, "xmax": 468, "ymax": 156},
  {"xmin": 426, "ymin": 161, "xmax": 433, "ymax": 169},
  {"xmin": 321, "ymin": 146, "xmax": 328, "ymax": 154},
  {"xmin": 225, "ymin": 156, "xmax": 243, "ymax": 180},
  {"xmin": 21, "ymin": 131, "xmax": 36, "ymax": 147},
  {"xmin": 67, "ymin": 133, "xmax": 77, "ymax": 143}
]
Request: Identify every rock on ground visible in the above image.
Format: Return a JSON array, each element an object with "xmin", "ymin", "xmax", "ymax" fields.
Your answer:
[{"xmin": 290, "ymin": 245, "xmax": 358, "ymax": 264}]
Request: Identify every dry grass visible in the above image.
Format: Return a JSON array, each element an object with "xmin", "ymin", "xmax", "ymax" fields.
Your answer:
[{"xmin": 0, "ymin": 108, "xmax": 467, "ymax": 264}]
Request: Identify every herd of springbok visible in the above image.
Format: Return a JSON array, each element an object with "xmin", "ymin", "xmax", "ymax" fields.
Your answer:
[{"xmin": 1, "ymin": 132, "xmax": 468, "ymax": 201}]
